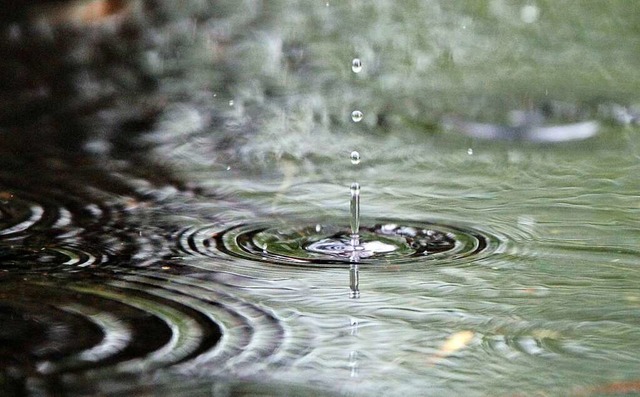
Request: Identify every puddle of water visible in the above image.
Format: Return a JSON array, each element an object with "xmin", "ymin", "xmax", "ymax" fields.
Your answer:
[{"xmin": 2, "ymin": 1, "xmax": 640, "ymax": 396}]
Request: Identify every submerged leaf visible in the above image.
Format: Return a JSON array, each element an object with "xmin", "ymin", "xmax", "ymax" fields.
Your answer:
[{"xmin": 428, "ymin": 330, "xmax": 475, "ymax": 365}]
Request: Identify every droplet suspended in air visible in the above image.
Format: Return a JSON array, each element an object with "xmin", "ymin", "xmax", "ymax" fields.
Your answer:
[
  {"xmin": 467, "ymin": 148, "xmax": 473, "ymax": 155},
  {"xmin": 350, "ymin": 151, "xmax": 361, "ymax": 165},
  {"xmin": 228, "ymin": 100, "xmax": 234, "ymax": 107},
  {"xmin": 351, "ymin": 110, "xmax": 363, "ymax": 123},
  {"xmin": 351, "ymin": 58, "xmax": 362, "ymax": 73}
]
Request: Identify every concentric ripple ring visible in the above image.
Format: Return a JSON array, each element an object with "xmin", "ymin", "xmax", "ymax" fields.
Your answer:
[
  {"xmin": 180, "ymin": 220, "xmax": 498, "ymax": 268},
  {"xmin": 0, "ymin": 276, "xmax": 224, "ymax": 378}
]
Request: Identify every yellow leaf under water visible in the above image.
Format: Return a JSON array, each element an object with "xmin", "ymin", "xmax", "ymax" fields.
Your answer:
[{"xmin": 428, "ymin": 330, "xmax": 475, "ymax": 365}]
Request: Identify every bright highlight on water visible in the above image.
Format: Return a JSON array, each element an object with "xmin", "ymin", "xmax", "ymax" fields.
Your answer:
[{"xmin": 351, "ymin": 110, "xmax": 363, "ymax": 122}]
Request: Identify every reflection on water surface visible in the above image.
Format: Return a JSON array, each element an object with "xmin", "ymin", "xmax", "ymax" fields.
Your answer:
[{"xmin": 1, "ymin": 1, "xmax": 640, "ymax": 396}]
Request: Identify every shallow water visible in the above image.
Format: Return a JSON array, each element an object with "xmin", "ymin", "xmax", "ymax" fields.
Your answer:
[{"xmin": 1, "ymin": 1, "xmax": 640, "ymax": 396}]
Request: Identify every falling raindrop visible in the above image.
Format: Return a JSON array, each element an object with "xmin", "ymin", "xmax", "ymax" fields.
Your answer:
[
  {"xmin": 350, "ymin": 151, "xmax": 361, "ymax": 165},
  {"xmin": 351, "ymin": 110, "xmax": 363, "ymax": 123},
  {"xmin": 351, "ymin": 58, "xmax": 362, "ymax": 73},
  {"xmin": 228, "ymin": 100, "xmax": 234, "ymax": 107},
  {"xmin": 467, "ymin": 148, "xmax": 473, "ymax": 155}
]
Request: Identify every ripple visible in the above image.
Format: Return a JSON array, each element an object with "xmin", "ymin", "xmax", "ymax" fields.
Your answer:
[
  {"xmin": 0, "ymin": 190, "xmax": 112, "ymax": 270},
  {"xmin": 0, "ymin": 192, "xmax": 54, "ymax": 237},
  {"xmin": 0, "ymin": 276, "xmax": 222, "ymax": 378},
  {"xmin": 177, "ymin": 219, "xmax": 498, "ymax": 268},
  {"xmin": 0, "ymin": 245, "xmax": 106, "ymax": 271},
  {"xmin": 127, "ymin": 274, "xmax": 296, "ymax": 375},
  {"xmin": 0, "ymin": 189, "xmax": 121, "ymax": 239},
  {"xmin": 0, "ymin": 270, "xmax": 298, "ymax": 388},
  {"xmin": 482, "ymin": 332, "xmax": 574, "ymax": 359},
  {"xmin": 0, "ymin": 186, "xmax": 180, "ymax": 272}
]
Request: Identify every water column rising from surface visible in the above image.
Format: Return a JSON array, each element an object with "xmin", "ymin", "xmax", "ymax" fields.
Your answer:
[
  {"xmin": 349, "ymin": 181, "xmax": 360, "ymax": 243},
  {"xmin": 349, "ymin": 180, "xmax": 360, "ymax": 298},
  {"xmin": 349, "ymin": 57, "xmax": 364, "ymax": 299}
]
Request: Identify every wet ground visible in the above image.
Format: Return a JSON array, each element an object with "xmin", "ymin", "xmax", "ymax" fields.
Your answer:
[{"xmin": 1, "ymin": 1, "xmax": 640, "ymax": 396}]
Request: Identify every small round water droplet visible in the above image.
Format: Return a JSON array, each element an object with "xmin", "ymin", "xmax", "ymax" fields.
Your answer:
[
  {"xmin": 315, "ymin": 224, "xmax": 322, "ymax": 233},
  {"xmin": 226, "ymin": 166, "xmax": 231, "ymax": 171},
  {"xmin": 351, "ymin": 58, "xmax": 362, "ymax": 73},
  {"xmin": 350, "ymin": 151, "xmax": 361, "ymax": 165},
  {"xmin": 351, "ymin": 110, "xmax": 363, "ymax": 123},
  {"xmin": 467, "ymin": 148, "xmax": 473, "ymax": 155},
  {"xmin": 228, "ymin": 100, "xmax": 234, "ymax": 106}
]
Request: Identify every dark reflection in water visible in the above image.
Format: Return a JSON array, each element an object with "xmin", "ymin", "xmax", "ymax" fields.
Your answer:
[
  {"xmin": 0, "ymin": 2, "xmax": 221, "ymax": 394},
  {"xmin": 2, "ymin": 1, "xmax": 640, "ymax": 396}
]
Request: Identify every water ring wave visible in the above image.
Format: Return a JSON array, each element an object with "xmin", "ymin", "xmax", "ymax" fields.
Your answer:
[
  {"xmin": 0, "ymin": 276, "xmax": 224, "ymax": 378},
  {"xmin": 178, "ymin": 220, "xmax": 499, "ymax": 268}
]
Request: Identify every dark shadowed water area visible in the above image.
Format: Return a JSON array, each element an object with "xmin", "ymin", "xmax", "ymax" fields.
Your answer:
[{"xmin": 1, "ymin": 1, "xmax": 640, "ymax": 396}]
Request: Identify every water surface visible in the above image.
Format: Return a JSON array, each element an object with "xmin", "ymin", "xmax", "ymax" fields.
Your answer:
[{"xmin": 1, "ymin": 1, "xmax": 640, "ymax": 396}]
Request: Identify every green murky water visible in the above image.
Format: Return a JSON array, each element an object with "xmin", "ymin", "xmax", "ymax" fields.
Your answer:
[{"xmin": 1, "ymin": 1, "xmax": 639, "ymax": 396}]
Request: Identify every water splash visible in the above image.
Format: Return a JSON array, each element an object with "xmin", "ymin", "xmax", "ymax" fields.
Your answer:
[
  {"xmin": 349, "ymin": 52, "xmax": 363, "ymax": 298},
  {"xmin": 349, "ymin": 183, "xmax": 360, "ymax": 240},
  {"xmin": 191, "ymin": 221, "xmax": 490, "ymax": 266},
  {"xmin": 349, "ymin": 182, "xmax": 361, "ymax": 298}
]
